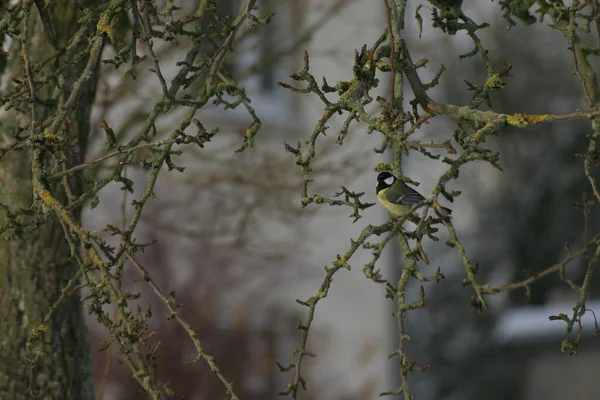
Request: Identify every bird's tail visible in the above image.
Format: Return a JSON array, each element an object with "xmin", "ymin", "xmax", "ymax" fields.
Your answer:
[{"xmin": 438, "ymin": 205, "xmax": 452, "ymax": 215}]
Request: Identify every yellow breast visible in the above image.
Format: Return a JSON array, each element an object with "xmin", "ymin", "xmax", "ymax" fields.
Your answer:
[{"xmin": 377, "ymin": 188, "xmax": 404, "ymax": 216}]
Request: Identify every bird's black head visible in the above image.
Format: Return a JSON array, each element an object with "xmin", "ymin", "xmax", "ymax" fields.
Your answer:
[{"xmin": 376, "ymin": 171, "xmax": 396, "ymax": 193}]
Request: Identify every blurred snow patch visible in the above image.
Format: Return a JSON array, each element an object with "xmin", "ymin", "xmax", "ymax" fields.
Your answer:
[{"xmin": 494, "ymin": 301, "xmax": 600, "ymax": 345}]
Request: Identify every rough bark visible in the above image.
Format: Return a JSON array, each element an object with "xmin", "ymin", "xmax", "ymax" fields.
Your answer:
[{"xmin": 0, "ymin": 2, "xmax": 99, "ymax": 398}]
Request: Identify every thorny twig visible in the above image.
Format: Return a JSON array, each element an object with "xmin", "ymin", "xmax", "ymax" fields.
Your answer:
[
  {"xmin": 279, "ymin": 0, "xmax": 600, "ymax": 398},
  {"xmin": 2, "ymin": 1, "xmax": 269, "ymax": 398}
]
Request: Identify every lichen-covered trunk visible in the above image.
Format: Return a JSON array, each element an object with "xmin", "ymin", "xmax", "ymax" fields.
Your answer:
[
  {"xmin": 0, "ymin": 162, "xmax": 94, "ymax": 399},
  {"xmin": 0, "ymin": 2, "xmax": 100, "ymax": 398}
]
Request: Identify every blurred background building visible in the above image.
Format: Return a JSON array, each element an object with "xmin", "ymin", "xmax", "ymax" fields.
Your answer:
[{"xmin": 83, "ymin": 1, "xmax": 600, "ymax": 399}]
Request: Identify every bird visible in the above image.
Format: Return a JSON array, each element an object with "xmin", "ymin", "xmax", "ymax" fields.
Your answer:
[{"xmin": 376, "ymin": 171, "xmax": 451, "ymax": 217}]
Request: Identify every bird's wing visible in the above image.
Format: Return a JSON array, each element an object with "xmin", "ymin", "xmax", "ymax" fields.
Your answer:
[{"xmin": 386, "ymin": 187, "xmax": 426, "ymax": 206}]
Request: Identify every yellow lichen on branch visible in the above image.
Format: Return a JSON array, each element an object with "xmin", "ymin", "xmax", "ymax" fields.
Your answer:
[{"xmin": 506, "ymin": 113, "xmax": 549, "ymax": 128}]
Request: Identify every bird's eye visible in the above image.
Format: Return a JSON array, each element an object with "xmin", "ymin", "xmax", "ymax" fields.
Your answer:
[{"xmin": 384, "ymin": 177, "xmax": 394, "ymax": 185}]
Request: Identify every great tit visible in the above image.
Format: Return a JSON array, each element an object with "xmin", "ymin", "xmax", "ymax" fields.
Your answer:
[{"xmin": 376, "ymin": 171, "xmax": 452, "ymax": 217}]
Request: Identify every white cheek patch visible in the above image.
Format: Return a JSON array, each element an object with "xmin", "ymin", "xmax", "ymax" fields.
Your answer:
[{"xmin": 384, "ymin": 176, "xmax": 395, "ymax": 186}]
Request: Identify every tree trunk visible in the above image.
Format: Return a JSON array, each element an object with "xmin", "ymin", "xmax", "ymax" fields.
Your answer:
[{"xmin": 0, "ymin": 2, "xmax": 100, "ymax": 398}]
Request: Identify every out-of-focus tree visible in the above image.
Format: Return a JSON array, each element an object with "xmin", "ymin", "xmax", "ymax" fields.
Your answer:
[{"xmin": 0, "ymin": 0, "xmax": 361, "ymax": 399}]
